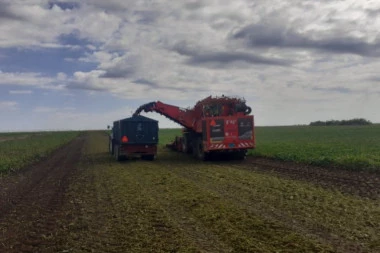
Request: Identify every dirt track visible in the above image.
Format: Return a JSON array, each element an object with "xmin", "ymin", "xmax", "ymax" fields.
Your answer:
[
  {"xmin": 0, "ymin": 135, "xmax": 85, "ymax": 252},
  {"xmin": 0, "ymin": 132, "xmax": 379, "ymax": 252}
]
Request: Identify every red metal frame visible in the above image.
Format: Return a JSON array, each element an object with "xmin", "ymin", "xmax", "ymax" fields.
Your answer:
[
  {"xmin": 203, "ymin": 115, "xmax": 255, "ymax": 152},
  {"xmin": 134, "ymin": 96, "xmax": 255, "ymax": 154},
  {"xmin": 119, "ymin": 144, "xmax": 157, "ymax": 156}
]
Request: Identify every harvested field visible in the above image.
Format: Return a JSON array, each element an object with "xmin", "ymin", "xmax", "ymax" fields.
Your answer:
[{"xmin": 0, "ymin": 131, "xmax": 379, "ymax": 252}]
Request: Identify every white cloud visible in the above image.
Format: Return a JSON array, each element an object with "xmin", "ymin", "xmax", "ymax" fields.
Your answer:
[
  {"xmin": 33, "ymin": 106, "xmax": 57, "ymax": 113},
  {"xmin": 1, "ymin": 0, "xmax": 380, "ymax": 128},
  {"xmin": 42, "ymin": 106, "xmax": 136, "ymax": 130},
  {"xmin": 0, "ymin": 71, "xmax": 64, "ymax": 90},
  {"xmin": 28, "ymin": 103, "xmax": 181, "ymax": 130},
  {"xmin": 57, "ymin": 72, "xmax": 67, "ymax": 81},
  {"xmin": 0, "ymin": 1, "xmax": 74, "ymax": 48},
  {"xmin": 0, "ymin": 101, "xmax": 18, "ymax": 111},
  {"xmin": 33, "ymin": 106, "xmax": 76, "ymax": 113},
  {"xmin": 9, "ymin": 90, "xmax": 33, "ymax": 94}
]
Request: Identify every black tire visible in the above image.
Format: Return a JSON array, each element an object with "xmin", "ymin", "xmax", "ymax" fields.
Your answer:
[
  {"xmin": 233, "ymin": 151, "xmax": 247, "ymax": 160},
  {"xmin": 245, "ymin": 106, "xmax": 252, "ymax": 115},
  {"xmin": 114, "ymin": 145, "xmax": 122, "ymax": 161},
  {"xmin": 182, "ymin": 135, "xmax": 192, "ymax": 154},
  {"xmin": 194, "ymin": 137, "xmax": 208, "ymax": 161},
  {"xmin": 142, "ymin": 154, "xmax": 155, "ymax": 161},
  {"xmin": 192, "ymin": 139, "xmax": 199, "ymax": 159},
  {"xmin": 182, "ymin": 137, "xmax": 187, "ymax": 153},
  {"xmin": 109, "ymin": 139, "xmax": 114, "ymax": 155}
]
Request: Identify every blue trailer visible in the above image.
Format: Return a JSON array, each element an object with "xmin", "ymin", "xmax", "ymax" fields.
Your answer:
[{"xmin": 109, "ymin": 115, "xmax": 159, "ymax": 161}]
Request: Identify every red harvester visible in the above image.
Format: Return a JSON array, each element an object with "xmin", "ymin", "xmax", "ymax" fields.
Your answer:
[{"xmin": 133, "ymin": 95, "xmax": 255, "ymax": 160}]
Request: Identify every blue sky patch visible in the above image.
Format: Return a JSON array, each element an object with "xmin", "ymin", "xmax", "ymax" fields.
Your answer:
[
  {"xmin": 0, "ymin": 47, "xmax": 97, "ymax": 76},
  {"xmin": 48, "ymin": 1, "xmax": 80, "ymax": 10}
]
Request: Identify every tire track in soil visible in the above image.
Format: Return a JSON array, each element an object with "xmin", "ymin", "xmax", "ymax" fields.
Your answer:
[
  {"xmin": 131, "ymin": 161, "xmax": 234, "ymax": 253},
  {"xmin": 162, "ymin": 159, "xmax": 373, "ymax": 253},
  {"xmin": 241, "ymin": 157, "xmax": 380, "ymax": 200},
  {"xmin": 33, "ymin": 132, "xmax": 227, "ymax": 252},
  {"xmin": 0, "ymin": 135, "xmax": 85, "ymax": 253},
  {"xmin": 57, "ymin": 150, "xmax": 192, "ymax": 252},
  {"xmin": 58, "ymin": 153, "xmax": 135, "ymax": 252},
  {"xmin": 60, "ymin": 153, "xmax": 176, "ymax": 252}
]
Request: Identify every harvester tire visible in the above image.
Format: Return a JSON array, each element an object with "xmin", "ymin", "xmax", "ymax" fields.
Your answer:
[
  {"xmin": 182, "ymin": 135, "xmax": 192, "ymax": 154},
  {"xmin": 234, "ymin": 151, "xmax": 247, "ymax": 160},
  {"xmin": 195, "ymin": 137, "xmax": 208, "ymax": 161}
]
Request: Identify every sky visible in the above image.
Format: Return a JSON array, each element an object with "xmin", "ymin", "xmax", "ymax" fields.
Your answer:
[{"xmin": 1, "ymin": 0, "xmax": 380, "ymax": 131}]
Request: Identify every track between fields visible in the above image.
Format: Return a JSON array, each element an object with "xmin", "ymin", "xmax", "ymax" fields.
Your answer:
[
  {"xmin": 0, "ymin": 134, "xmax": 85, "ymax": 252},
  {"xmin": 0, "ymin": 131, "xmax": 379, "ymax": 252}
]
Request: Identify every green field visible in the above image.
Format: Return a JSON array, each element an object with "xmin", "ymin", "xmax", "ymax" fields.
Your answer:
[
  {"xmin": 2, "ymin": 124, "xmax": 379, "ymax": 173},
  {"xmin": 161, "ymin": 125, "xmax": 380, "ymax": 171},
  {"xmin": 250, "ymin": 125, "xmax": 380, "ymax": 171},
  {"xmin": 1, "ymin": 131, "xmax": 379, "ymax": 252},
  {"xmin": 158, "ymin": 128, "xmax": 182, "ymax": 145},
  {"xmin": 0, "ymin": 131, "xmax": 80, "ymax": 174}
]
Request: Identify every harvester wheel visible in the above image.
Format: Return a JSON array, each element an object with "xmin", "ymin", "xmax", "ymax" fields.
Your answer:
[
  {"xmin": 182, "ymin": 138, "xmax": 187, "ymax": 153},
  {"xmin": 195, "ymin": 137, "xmax": 208, "ymax": 161},
  {"xmin": 234, "ymin": 151, "xmax": 247, "ymax": 160},
  {"xmin": 182, "ymin": 134, "xmax": 193, "ymax": 154}
]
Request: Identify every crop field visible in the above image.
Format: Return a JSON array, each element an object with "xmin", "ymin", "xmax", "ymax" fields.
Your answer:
[
  {"xmin": 161, "ymin": 125, "xmax": 380, "ymax": 171},
  {"xmin": 159, "ymin": 128, "xmax": 182, "ymax": 145},
  {"xmin": 250, "ymin": 125, "xmax": 380, "ymax": 171},
  {"xmin": 0, "ymin": 131, "xmax": 80, "ymax": 174},
  {"xmin": 0, "ymin": 130, "xmax": 379, "ymax": 252},
  {"xmin": 0, "ymin": 132, "xmax": 34, "ymax": 143}
]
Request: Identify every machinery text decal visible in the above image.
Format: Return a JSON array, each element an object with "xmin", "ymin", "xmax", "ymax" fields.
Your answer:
[
  {"xmin": 238, "ymin": 118, "xmax": 253, "ymax": 139},
  {"xmin": 210, "ymin": 119, "xmax": 225, "ymax": 141}
]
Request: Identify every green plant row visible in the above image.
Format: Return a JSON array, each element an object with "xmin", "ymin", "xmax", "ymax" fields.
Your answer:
[
  {"xmin": 0, "ymin": 131, "xmax": 80, "ymax": 174},
  {"xmin": 159, "ymin": 125, "xmax": 380, "ymax": 171},
  {"xmin": 249, "ymin": 125, "xmax": 380, "ymax": 171}
]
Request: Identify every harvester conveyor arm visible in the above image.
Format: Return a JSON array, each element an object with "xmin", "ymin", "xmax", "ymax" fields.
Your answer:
[{"xmin": 133, "ymin": 101, "xmax": 194, "ymax": 129}]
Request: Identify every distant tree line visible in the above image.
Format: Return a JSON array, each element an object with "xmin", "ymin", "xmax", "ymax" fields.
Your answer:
[{"xmin": 309, "ymin": 118, "xmax": 372, "ymax": 126}]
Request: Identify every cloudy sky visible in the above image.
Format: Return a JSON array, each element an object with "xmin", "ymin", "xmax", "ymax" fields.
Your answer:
[{"xmin": 1, "ymin": 0, "xmax": 380, "ymax": 131}]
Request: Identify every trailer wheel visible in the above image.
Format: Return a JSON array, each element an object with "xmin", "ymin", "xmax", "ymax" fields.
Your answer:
[
  {"xmin": 114, "ymin": 145, "xmax": 118, "ymax": 160},
  {"xmin": 142, "ymin": 155, "xmax": 155, "ymax": 161},
  {"xmin": 114, "ymin": 145, "xmax": 122, "ymax": 161},
  {"xmin": 109, "ymin": 139, "xmax": 114, "ymax": 155}
]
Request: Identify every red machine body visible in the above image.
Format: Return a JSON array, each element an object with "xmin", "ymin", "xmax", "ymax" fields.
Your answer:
[{"xmin": 133, "ymin": 96, "xmax": 255, "ymax": 160}]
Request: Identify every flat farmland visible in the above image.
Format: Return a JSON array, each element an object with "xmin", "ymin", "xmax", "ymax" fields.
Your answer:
[
  {"xmin": 0, "ymin": 131, "xmax": 80, "ymax": 174},
  {"xmin": 0, "ymin": 130, "xmax": 379, "ymax": 252},
  {"xmin": 250, "ymin": 125, "xmax": 380, "ymax": 171}
]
